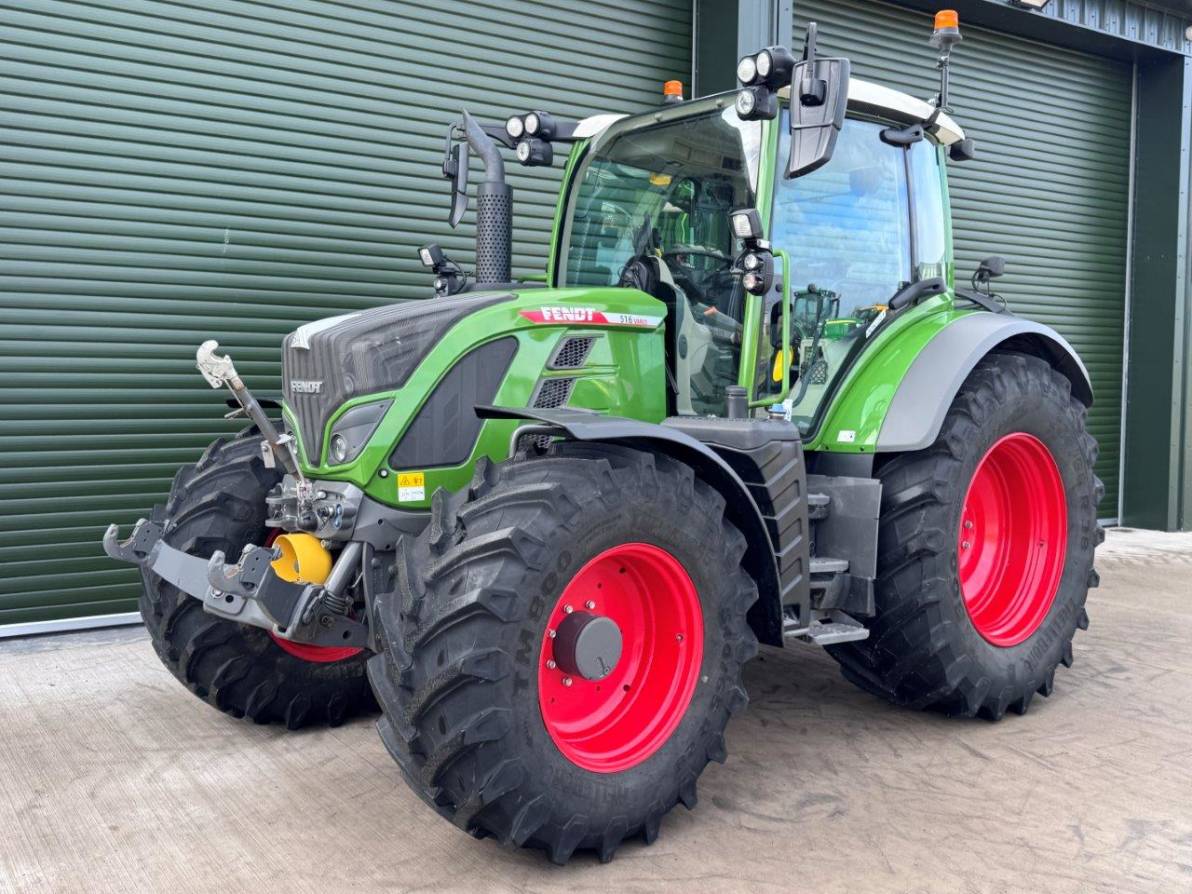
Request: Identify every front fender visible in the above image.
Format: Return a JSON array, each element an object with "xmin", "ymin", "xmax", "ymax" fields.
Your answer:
[{"xmin": 476, "ymin": 405, "xmax": 786, "ymax": 646}]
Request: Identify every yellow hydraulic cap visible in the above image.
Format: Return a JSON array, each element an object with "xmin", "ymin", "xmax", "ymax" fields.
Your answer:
[{"xmin": 271, "ymin": 532, "xmax": 332, "ymax": 584}]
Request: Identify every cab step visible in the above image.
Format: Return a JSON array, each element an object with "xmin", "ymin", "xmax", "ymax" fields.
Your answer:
[
  {"xmin": 808, "ymin": 492, "xmax": 831, "ymax": 520},
  {"xmin": 782, "ymin": 607, "xmax": 870, "ymax": 646}
]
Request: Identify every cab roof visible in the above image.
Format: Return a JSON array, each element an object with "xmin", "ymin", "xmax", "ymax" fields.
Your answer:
[{"xmin": 573, "ymin": 78, "xmax": 965, "ymax": 146}]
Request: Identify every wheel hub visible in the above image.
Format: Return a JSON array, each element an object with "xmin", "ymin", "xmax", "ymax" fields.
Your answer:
[{"xmin": 552, "ymin": 611, "xmax": 622, "ymax": 681}]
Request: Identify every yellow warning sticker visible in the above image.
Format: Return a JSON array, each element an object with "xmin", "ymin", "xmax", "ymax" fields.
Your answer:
[{"xmin": 397, "ymin": 471, "xmax": 425, "ymax": 502}]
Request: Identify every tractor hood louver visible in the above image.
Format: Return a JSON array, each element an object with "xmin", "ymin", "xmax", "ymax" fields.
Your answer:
[{"xmin": 282, "ymin": 292, "xmax": 513, "ymax": 463}]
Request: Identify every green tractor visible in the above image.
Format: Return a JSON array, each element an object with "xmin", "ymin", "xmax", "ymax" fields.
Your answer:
[{"xmin": 106, "ymin": 13, "xmax": 1102, "ymax": 864}]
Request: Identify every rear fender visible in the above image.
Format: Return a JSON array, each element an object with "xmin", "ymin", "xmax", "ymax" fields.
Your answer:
[
  {"xmin": 476, "ymin": 406, "xmax": 786, "ymax": 646},
  {"xmin": 876, "ymin": 313, "xmax": 1093, "ymax": 452}
]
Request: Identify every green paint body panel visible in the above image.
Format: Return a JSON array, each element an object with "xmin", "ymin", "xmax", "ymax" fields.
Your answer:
[
  {"xmin": 288, "ymin": 288, "xmax": 667, "ymax": 510},
  {"xmin": 804, "ymin": 298, "xmax": 977, "ymax": 452}
]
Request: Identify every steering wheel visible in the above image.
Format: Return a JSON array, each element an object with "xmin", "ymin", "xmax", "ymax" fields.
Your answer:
[
  {"xmin": 663, "ymin": 249, "xmax": 735, "ymax": 306},
  {"xmin": 662, "ymin": 248, "xmax": 734, "ymax": 271}
]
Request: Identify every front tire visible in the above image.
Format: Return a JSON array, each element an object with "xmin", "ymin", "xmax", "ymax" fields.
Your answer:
[
  {"xmin": 140, "ymin": 434, "xmax": 376, "ymax": 728},
  {"xmin": 368, "ymin": 444, "xmax": 758, "ymax": 863},
  {"xmin": 828, "ymin": 353, "xmax": 1103, "ymax": 718}
]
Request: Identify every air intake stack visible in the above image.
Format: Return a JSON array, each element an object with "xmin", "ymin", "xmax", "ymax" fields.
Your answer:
[{"xmin": 461, "ymin": 111, "xmax": 512, "ymax": 285}]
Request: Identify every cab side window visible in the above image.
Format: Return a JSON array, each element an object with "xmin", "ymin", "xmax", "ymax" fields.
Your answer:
[
  {"xmin": 909, "ymin": 139, "xmax": 948, "ymax": 281},
  {"xmin": 772, "ymin": 118, "xmax": 911, "ymax": 309}
]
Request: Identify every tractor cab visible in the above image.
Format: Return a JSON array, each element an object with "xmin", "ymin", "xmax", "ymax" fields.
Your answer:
[{"xmin": 550, "ymin": 74, "xmax": 968, "ymax": 430}]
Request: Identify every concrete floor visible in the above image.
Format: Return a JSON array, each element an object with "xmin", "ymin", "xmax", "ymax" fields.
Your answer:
[{"xmin": 2, "ymin": 528, "xmax": 1191, "ymax": 894}]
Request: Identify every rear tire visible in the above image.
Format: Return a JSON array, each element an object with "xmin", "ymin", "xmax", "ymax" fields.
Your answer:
[
  {"xmin": 140, "ymin": 433, "xmax": 376, "ymax": 729},
  {"xmin": 367, "ymin": 443, "xmax": 758, "ymax": 863},
  {"xmin": 828, "ymin": 353, "xmax": 1103, "ymax": 719}
]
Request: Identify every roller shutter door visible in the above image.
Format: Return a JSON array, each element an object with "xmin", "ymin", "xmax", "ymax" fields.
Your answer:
[
  {"xmin": 795, "ymin": 0, "xmax": 1130, "ymax": 507},
  {"xmin": 0, "ymin": 0, "xmax": 691, "ymax": 626}
]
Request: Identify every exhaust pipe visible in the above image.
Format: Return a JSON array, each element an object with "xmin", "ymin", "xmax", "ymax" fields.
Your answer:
[{"xmin": 461, "ymin": 110, "xmax": 512, "ymax": 285}]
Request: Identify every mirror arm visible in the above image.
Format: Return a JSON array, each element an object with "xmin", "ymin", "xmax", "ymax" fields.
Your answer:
[{"xmin": 888, "ymin": 276, "xmax": 947, "ymax": 310}]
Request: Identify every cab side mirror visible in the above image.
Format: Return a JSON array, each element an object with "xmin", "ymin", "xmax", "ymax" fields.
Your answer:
[
  {"xmin": 442, "ymin": 141, "xmax": 469, "ymax": 228},
  {"xmin": 788, "ymin": 23, "xmax": 850, "ymax": 179},
  {"xmin": 975, "ymin": 256, "xmax": 1006, "ymax": 283}
]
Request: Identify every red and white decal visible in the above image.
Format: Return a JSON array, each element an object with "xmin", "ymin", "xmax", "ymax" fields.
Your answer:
[{"xmin": 519, "ymin": 307, "xmax": 663, "ymax": 328}]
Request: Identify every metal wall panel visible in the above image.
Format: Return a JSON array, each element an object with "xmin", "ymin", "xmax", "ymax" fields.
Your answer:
[
  {"xmin": 795, "ymin": 0, "xmax": 1131, "ymax": 505},
  {"xmin": 0, "ymin": 0, "xmax": 691, "ymax": 624}
]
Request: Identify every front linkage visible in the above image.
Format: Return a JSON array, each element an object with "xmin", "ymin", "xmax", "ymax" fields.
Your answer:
[
  {"xmin": 105, "ymin": 342, "xmax": 371, "ymax": 653},
  {"xmin": 103, "ymin": 518, "xmax": 368, "ymax": 651}
]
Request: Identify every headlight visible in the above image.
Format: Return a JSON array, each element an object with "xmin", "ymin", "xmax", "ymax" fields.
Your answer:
[
  {"xmin": 325, "ymin": 399, "xmax": 392, "ymax": 466},
  {"xmin": 736, "ymin": 55, "xmax": 757, "ymax": 85},
  {"xmin": 330, "ymin": 434, "xmax": 349, "ymax": 464},
  {"xmin": 742, "ymin": 252, "xmax": 762, "ymax": 271},
  {"xmin": 516, "ymin": 140, "xmax": 531, "ymax": 163},
  {"xmin": 505, "ymin": 115, "xmax": 524, "ymax": 139},
  {"xmin": 735, "ymin": 89, "xmax": 757, "ymax": 117},
  {"xmin": 524, "ymin": 112, "xmax": 540, "ymax": 135},
  {"xmin": 742, "ymin": 272, "xmax": 765, "ymax": 294}
]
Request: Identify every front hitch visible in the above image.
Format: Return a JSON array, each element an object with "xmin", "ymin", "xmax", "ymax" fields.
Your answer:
[{"xmin": 103, "ymin": 519, "xmax": 368, "ymax": 649}]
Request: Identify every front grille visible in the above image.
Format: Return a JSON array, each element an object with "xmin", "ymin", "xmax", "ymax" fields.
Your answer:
[
  {"xmin": 532, "ymin": 377, "xmax": 575, "ymax": 409},
  {"xmin": 548, "ymin": 336, "xmax": 596, "ymax": 370},
  {"xmin": 282, "ymin": 292, "xmax": 512, "ymax": 462}
]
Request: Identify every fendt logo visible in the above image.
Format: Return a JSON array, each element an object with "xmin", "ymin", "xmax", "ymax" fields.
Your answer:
[
  {"xmin": 290, "ymin": 379, "xmax": 324, "ymax": 394},
  {"xmin": 518, "ymin": 308, "xmax": 663, "ymax": 328}
]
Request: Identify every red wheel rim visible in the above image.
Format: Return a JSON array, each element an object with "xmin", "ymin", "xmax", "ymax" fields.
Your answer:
[
  {"xmin": 538, "ymin": 543, "xmax": 703, "ymax": 773},
  {"xmin": 264, "ymin": 530, "xmax": 363, "ymax": 664},
  {"xmin": 269, "ymin": 635, "xmax": 362, "ymax": 664},
  {"xmin": 958, "ymin": 433, "xmax": 1067, "ymax": 647}
]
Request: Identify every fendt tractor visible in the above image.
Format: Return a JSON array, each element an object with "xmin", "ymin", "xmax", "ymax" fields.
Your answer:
[{"xmin": 106, "ymin": 12, "xmax": 1103, "ymax": 863}]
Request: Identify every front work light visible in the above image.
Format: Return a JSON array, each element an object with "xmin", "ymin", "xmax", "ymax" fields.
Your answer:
[
  {"xmin": 736, "ymin": 85, "xmax": 777, "ymax": 120},
  {"xmin": 505, "ymin": 115, "xmax": 524, "ymax": 139},
  {"xmin": 418, "ymin": 243, "xmax": 445, "ymax": 268},
  {"xmin": 736, "ymin": 55, "xmax": 758, "ymax": 85},
  {"xmin": 737, "ymin": 46, "xmax": 797, "ymax": 88},
  {"xmin": 516, "ymin": 138, "xmax": 553, "ymax": 166},
  {"xmin": 523, "ymin": 111, "xmax": 556, "ymax": 139},
  {"xmin": 730, "ymin": 208, "xmax": 763, "ymax": 241}
]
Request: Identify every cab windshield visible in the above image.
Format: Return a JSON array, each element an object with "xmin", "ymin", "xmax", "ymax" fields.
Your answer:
[{"xmin": 560, "ymin": 107, "xmax": 763, "ymax": 415}]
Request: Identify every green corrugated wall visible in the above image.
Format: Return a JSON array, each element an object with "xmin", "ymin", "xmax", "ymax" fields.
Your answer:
[
  {"xmin": 796, "ymin": 0, "xmax": 1131, "ymax": 508},
  {"xmin": 0, "ymin": 0, "xmax": 692, "ymax": 625}
]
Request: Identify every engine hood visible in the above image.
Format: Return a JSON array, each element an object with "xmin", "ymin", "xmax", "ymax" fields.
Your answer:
[{"xmin": 281, "ymin": 291, "xmax": 513, "ymax": 463}]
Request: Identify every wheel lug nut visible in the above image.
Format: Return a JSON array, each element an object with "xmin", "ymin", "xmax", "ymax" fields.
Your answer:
[
  {"xmin": 964, "ymin": 520, "xmax": 974, "ymax": 530},
  {"xmin": 547, "ymin": 629, "xmax": 556, "ymax": 639},
  {"xmin": 546, "ymin": 659, "xmax": 557, "ymax": 670},
  {"xmin": 563, "ymin": 605, "xmax": 574, "ymax": 614},
  {"xmin": 562, "ymin": 677, "xmax": 573, "ymax": 687},
  {"xmin": 962, "ymin": 541, "xmax": 971, "ymax": 550},
  {"xmin": 676, "ymin": 633, "xmax": 684, "ymax": 642},
  {"xmin": 585, "ymin": 600, "xmax": 596, "ymax": 610}
]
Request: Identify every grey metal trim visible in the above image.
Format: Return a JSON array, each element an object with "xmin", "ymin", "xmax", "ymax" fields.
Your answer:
[
  {"xmin": 0, "ymin": 612, "xmax": 143, "ymax": 640},
  {"xmin": 876, "ymin": 313, "xmax": 1094, "ymax": 452}
]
